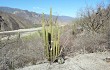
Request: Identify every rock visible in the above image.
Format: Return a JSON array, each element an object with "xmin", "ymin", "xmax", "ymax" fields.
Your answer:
[{"xmin": 16, "ymin": 52, "xmax": 110, "ymax": 70}]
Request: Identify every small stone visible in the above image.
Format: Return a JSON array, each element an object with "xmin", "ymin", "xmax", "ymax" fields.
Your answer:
[{"xmin": 58, "ymin": 57, "xmax": 65, "ymax": 64}]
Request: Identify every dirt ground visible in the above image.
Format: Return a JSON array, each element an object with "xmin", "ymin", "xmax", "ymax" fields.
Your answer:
[{"xmin": 16, "ymin": 51, "xmax": 110, "ymax": 70}]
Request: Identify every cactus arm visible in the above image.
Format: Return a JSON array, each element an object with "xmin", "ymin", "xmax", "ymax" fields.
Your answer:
[
  {"xmin": 42, "ymin": 13, "xmax": 47, "ymax": 58},
  {"xmin": 46, "ymin": 28, "xmax": 49, "ymax": 60},
  {"xmin": 57, "ymin": 27, "xmax": 60, "ymax": 55},
  {"xmin": 49, "ymin": 8, "xmax": 52, "ymax": 33},
  {"xmin": 42, "ymin": 13, "xmax": 45, "ymax": 45}
]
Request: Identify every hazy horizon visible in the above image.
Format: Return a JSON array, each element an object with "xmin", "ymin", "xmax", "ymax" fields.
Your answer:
[{"xmin": 0, "ymin": 0, "xmax": 109, "ymax": 17}]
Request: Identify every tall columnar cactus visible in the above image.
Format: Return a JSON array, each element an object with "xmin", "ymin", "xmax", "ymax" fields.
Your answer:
[{"xmin": 42, "ymin": 8, "xmax": 60, "ymax": 63}]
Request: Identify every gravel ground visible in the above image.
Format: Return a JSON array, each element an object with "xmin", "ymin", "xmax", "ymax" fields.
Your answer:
[{"xmin": 16, "ymin": 51, "xmax": 110, "ymax": 70}]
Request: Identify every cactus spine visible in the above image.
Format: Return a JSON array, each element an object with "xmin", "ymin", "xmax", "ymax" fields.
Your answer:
[{"xmin": 42, "ymin": 8, "xmax": 60, "ymax": 63}]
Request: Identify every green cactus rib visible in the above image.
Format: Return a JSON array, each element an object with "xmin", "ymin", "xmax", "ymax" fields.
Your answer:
[
  {"xmin": 42, "ymin": 8, "xmax": 61, "ymax": 63},
  {"xmin": 42, "ymin": 13, "xmax": 47, "ymax": 58},
  {"xmin": 46, "ymin": 28, "xmax": 49, "ymax": 59},
  {"xmin": 57, "ymin": 25, "xmax": 60, "ymax": 55}
]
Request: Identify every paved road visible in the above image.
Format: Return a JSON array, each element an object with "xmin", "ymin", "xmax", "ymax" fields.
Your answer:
[
  {"xmin": 0, "ymin": 25, "xmax": 65, "ymax": 35},
  {"xmin": 0, "ymin": 25, "xmax": 66, "ymax": 40},
  {"xmin": 0, "ymin": 27, "xmax": 42, "ymax": 35}
]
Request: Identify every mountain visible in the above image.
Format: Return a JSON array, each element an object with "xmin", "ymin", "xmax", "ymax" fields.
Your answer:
[
  {"xmin": 0, "ymin": 7, "xmax": 42, "ymax": 25},
  {"xmin": 0, "ymin": 6, "xmax": 74, "ymax": 31},
  {"xmin": 0, "ymin": 7, "xmax": 74, "ymax": 24},
  {"xmin": 0, "ymin": 11, "xmax": 35, "ymax": 31}
]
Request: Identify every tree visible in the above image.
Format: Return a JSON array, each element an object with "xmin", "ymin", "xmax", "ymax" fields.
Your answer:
[{"xmin": 79, "ymin": 5, "xmax": 109, "ymax": 33}]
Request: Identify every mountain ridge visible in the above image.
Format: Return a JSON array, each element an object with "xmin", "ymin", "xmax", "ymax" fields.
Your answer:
[
  {"xmin": 0, "ymin": 6, "xmax": 74, "ymax": 31},
  {"xmin": 0, "ymin": 6, "xmax": 74, "ymax": 24}
]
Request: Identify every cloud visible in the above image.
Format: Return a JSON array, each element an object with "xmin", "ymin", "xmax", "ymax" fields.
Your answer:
[
  {"xmin": 33, "ymin": 7, "xmax": 36, "ymax": 9},
  {"xmin": 33, "ymin": 6, "xmax": 45, "ymax": 11}
]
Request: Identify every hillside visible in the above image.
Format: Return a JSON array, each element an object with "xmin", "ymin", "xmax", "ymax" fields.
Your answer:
[
  {"xmin": 0, "ymin": 7, "xmax": 73, "ymax": 24},
  {"xmin": 0, "ymin": 4, "xmax": 110, "ymax": 70},
  {"xmin": 0, "ymin": 11, "xmax": 35, "ymax": 31}
]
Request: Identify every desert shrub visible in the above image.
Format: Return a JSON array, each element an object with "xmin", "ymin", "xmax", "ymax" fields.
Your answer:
[
  {"xmin": 60, "ymin": 25, "xmax": 73, "ymax": 56},
  {"xmin": 22, "ymin": 31, "xmax": 41, "ymax": 41},
  {"xmin": 77, "ymin": 4, "xmax": 110, "ymax": 33},
  {"xmin": 72, "ymin": 22, "xmax": 83, "ymax": 35},
  {"xmin": 69, "ymin": 4, "xmax": 110, "ymax": 56},
  {"xmin": 69, "ymin": 30, "xmax": 108, "ymax": 56},
  {"xmin": 0, "ymin": 33, "xmax": 45, "ymax": 69}
]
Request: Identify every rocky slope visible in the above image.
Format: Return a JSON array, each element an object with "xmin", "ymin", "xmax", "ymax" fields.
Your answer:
[{"xmin": 0, "ymin": 11, "xmax": 34, "ymax": 31}]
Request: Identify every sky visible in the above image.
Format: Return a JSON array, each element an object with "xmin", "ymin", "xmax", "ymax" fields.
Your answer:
[{"xmin": 0, "ymin": 0, "xmax": 109, "ymax": 17}]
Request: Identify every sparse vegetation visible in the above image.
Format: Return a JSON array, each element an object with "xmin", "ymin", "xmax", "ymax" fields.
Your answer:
[
  {"xmin": 69, "ymin": 4, "xmax": 110, "ymax": 56},
  {"xmin": 0, "ymin": 1, "xmax": 110, "ymax": 70},
  {"xmin": 0, "ymin": 32, "xmax": 44, "ymax": 69},
  {"xmin": 22, "ymin": 31, "xmax": 41, "ymax": 41},
  {"xmin": 78, "ymin": 5, "xmax": 110, "ymax": 33}
]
